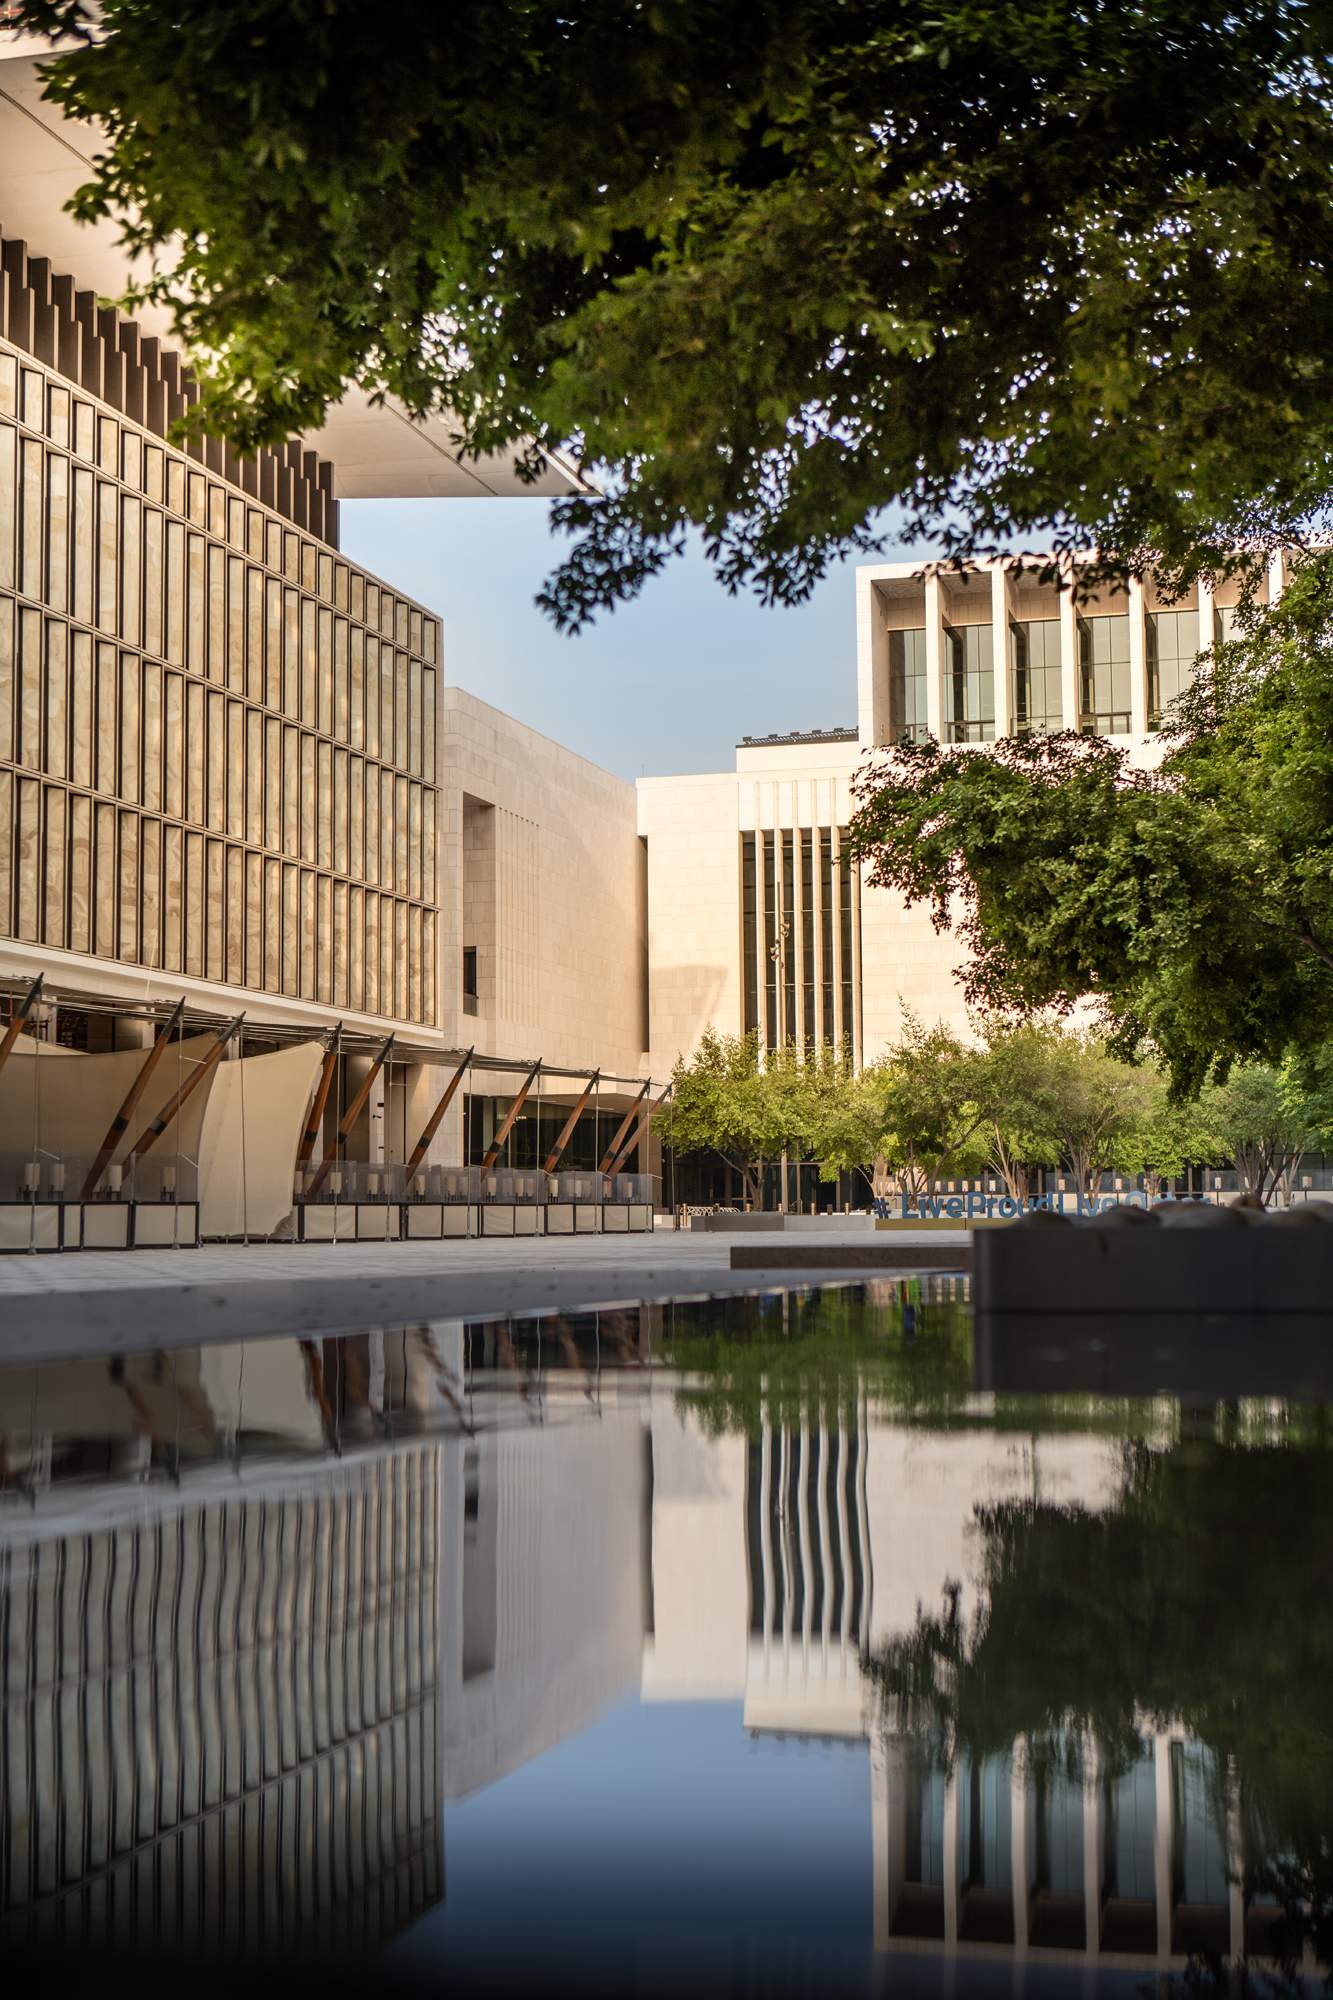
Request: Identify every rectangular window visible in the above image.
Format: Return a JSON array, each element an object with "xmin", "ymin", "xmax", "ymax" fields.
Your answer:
[
  {"xmin": 839, "ymin": 832, "xmax": 856, "ymax": 1051},
  {"xmin": 301, "ymin": 597, "xmax": 316, "ymax": 723},
  {"xmin": 801, "ymin": 827, "xmax": 814, "ymax": 1042},
  {"xmin": 119, "ymin": 809, "xmax": 139, "ymax": 961},
  {"xmin": 265, "ymin": 575, "xmax": 282, "ymax": 710},
  {"xmin": 246, "ymin": 566, "xmax": 263, "ymax": 702},
  {"xmin": 1146, "ymin": 608, "xmax": 1200, "ymax": 725},
  {"xmin": 19, "ymin": 438, "xmax": 42, "ymax": 599},
  {"xmin": 141, "ymin": 658, "xmax": 161, "ymax": 810},
  {"xmin": 317, "ymin": 605, "xmax": 333, "ymax": 734},
  {"xmin": 945, "ymin": 623, "xmax": 995, "ymax": 742},
  {"xmin": 227, "ymin": 554, "xmax": 245, "ymax": 693},
  {"xmin": 141, "ymin": 502, "xmax": 161, "ymax": 652},
  {"xmin": 741, "ymin": 832, "xmax": 757, "ymax": 1035},
  {"xmin": 70, "ymin": 630, "xmax": 92, "ymax": 789},
  {"xmin": 44, "ymin": 785, "xmax": 65, "ymax": 948},
  {"xmin": 762, "ymin": 829, "xmax": 777, "ymax": 1051},
  {"xmin": 44, "ymin": 619, "xmax": 67, "ymax": 780},
  {"xmin": 264, "ymin": 715, "xmax": 281, "ymax": 849},
  {"xmin": 888, "ymin": 627, "xmax": 929, "ymax": 742},
  {"xmin": 96, "ymin": 642, "xmax": 118, "ymax": 795},
  {"xmin": 1009, "ymin": 618, "xmax": 1063, "ymax": 735},
  {"xmin": 184, "ymin": 829, "xmax": 204, "ymax": 975},
  {"xmin": 1078, "ymin": 614, "xmax": 1132, "ymax": 733},
  {"xmin": 206, "ymin": 541, "xmax": 225, "ymax": 681},
  {"xmin": 17, "ymin": 607, "xmax": 41, "ymax": 769},
  {"xmin": 94, "ymin": 799, "xmax": 117, "ymax": 956},
  {"xmin": 69, "ymin": 790, "xmax": 91, "ymax": 951},
  {"xmin": 333, "ymin": 879, "xmax": 349, "ymax": 1007},
  {"xmin": 140, "ymin": 817, "xmax": 160, "ymax": 969},
  {"xmin": 299, "ymin": 867, "xmax": 315, "ymax": 997},
  {"xmin": 227, "ymin": 699, "xmax": 245, "ymax": 838},
  {"xmin": 781, "ymin": 828, "xmax": 796, "ymax": 1043},
  {"xmin": 281, "ymin": 862, "xmax": 298, "ymax": 994},
  {"xmin": 163, "ymin": 823, "xmax": 183, "ymax": 970},
  {"xmin": 283, "ymin": 723, "xmax": 299, "ymax": 855},
  {"xmin": 164, "ymin": 670, "xmax": 184, "ymax": 819},
  {"xmin": 348, "ymin": 883, "xmax": 363, "ymax": 1011},
  {"xmin": 264, "ymin": 855, "xmax": 281, "ymax": 991},
  {"xmin": 364, "ymin": 890, "xmax": 379, "ymax": 1013},
  {"xmin": 245, "ymin": 849, "xmax": 263, "ymax": 987},
  {"xmin": 186, "ymin": 678, "xmax": 205, "ymax": 824},
  {"xmin": 97, "ymin": 480, "xmax": 118, "ymax": 636},
  {"xmin": 0, "ymin": 596, "xmax": 12, "ymax": 764},
  {"xmin": 118, "ymin": 651, "xmax": 140, "ymax": 803},
  {"xmin": 349, "ymin": 754, "xmax": 364, "ymax": 879},
  {"xmin": 820, "ymin": 828, "xmax": 834, "ymax": 1043},
  {"xmin": 244, "ymin": 704, "xmax": 262, "ymax": 844},
  {"xmin": 317, "ymin": 739, "xmax": 333, "ymax": 869},
  {"xmin": 300, "ymin": 730, "xmax": 316, "ymax": 860},
  {"xmin": 45, "ymin": 450, "xmax": 68, "ymax": 613},
  {"xmin": 0, "ymin": 423, "xmax": 14, "ymax": 594},
  {"xmin": 165, "ymin": 519, "xmax": 184, "ymax": 663},
  {"xmin": 16, "ymin": 777, "xmax": 39, "ymax": 940},
  {"xmin": 283, "ymin": 586, "xmax": 300, "ymax": 717},
  {"xmin": 316, "ymin": 871, "xmax": 332, "ymax": 1004},
  {"xmin": 120, "ymin": 492, "xmax": 141, "ymax": 645}
]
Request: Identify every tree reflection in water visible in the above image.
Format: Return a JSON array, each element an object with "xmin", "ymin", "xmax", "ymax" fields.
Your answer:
[{"xmin": 866, "ymin": 1419, "xmax": 1333, "ymax": 1984}]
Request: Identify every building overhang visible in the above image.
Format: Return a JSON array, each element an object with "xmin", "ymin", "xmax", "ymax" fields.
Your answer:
[{"xmin": 0, "ymin": 37, "xmax": 590, "ymax": 500}]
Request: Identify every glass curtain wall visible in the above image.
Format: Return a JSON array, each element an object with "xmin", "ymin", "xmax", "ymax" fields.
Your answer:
[
  {"xmin": 1146, "ymin": 608, "xmax": 1200, "ymax": 725},
  {"xmin": 1078, "ymin": 614, "xmax": 1132, "ymax": 733},
  {"xmin": 887, "ymin": 627, "xmax": 929, "ymax": 742},
  {"xmin": 1009, "ymin": 619, "xmax": 1062, "ymax": 735},
  {"xmin": 741, "ymin": 831, "xmax": 758, "ymax": 1035},
  {"xmin": 740, "ymin": 827, "xmax": 859, "ymax": 1055},
  {"xmin": 944, "ymin": 624, "xmax": 995, "ymax": 742}
]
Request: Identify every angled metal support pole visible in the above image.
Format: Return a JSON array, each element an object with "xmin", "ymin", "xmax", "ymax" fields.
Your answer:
[
  {"xmin": 543, "ymin": 1071, "xmax": 599, "ymax": 1174},
  {"xmin": 405, "ymin": 1046, "xmax": 474, "ymax": 1180},
  {"xmin": 297, "ymin": 1024, "xmax": 342, "ymax": 1170},
  {"xmin": 0, "ymin": 973, "xmax": 43, "ymax": 1082},
  {"xmin": 130, "ymin": 1013, "xmax": 244, "ymax": 1158},
  {"xmin": 480, "ymin": 1060, "xmax": 542, "ymax": 1174},
  {"xmin": 81, "ymin": 998, "xmax": 186, "ymax": 1200},
  {"xmin": 608, "ymin": 1082, "xmax": 671, "ymax": 1177},
  {"xmin": 598, "ymin": 1080, "xmax": 651, "ymax": 1175},
  {"xmin": 307, "ymin": 1032, "xmax": 394, "ymax": 1199}
]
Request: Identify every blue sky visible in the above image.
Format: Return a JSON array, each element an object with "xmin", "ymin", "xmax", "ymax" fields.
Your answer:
[{"xmin": 342, "ymin": 497, "xmax": 918, "ymax": 783}]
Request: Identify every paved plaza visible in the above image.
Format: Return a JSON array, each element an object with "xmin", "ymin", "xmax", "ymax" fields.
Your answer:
[{"xmin": 0, "ymin": 1227, "xmax": 964, "ymax": 1363}]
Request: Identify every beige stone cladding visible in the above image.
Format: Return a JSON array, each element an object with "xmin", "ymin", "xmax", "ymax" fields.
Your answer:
[
  {"xmin": 439, "ymin": 688, "xmax": 647, "ymax": 1078},
  {"xmin": 637, "ymin": 769, "xmax": 743, "ymax": 1078},
  {"xmin": 0, "ymin": 337, "xmax": 442, "ymax": 1037}
]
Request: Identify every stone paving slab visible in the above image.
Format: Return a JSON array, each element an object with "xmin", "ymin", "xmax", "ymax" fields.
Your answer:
[{"xmin": 0, "ymin": 1229, "xmax": 966, "ymax": 1364}]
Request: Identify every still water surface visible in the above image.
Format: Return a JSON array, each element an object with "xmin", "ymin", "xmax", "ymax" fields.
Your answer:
[{"xmin": 1, "ymin": 1283, "xmax": 1330, "ymax": 1995}]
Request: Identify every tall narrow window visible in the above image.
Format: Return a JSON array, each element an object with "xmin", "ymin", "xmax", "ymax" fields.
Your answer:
[
  {"xmin": 820, "ymin": 830, "xmax": 834, "ymax": 1044},
  {"xmin": 1146, "ymin": 608, "xmax": 1200, "ymax": 725},
  {"xmin": 945, "ymin": 624, "xmax": 994, "ymax": 742},
  {"xmin": 781, "ymin": 828, "xmax": 796, "ymax": 1044},
  {"xmin": 839, "ymin": 833, "xmax": 856, "ymax": 1054},
  {"xmin": 800, "ymin": 829, "xmax": 814, "ymax": 1044},
  {"xmin": 741, "ymin": 832, "xmax": 757, "ymax": 1035},
  {"xmin": 887, "ymin": 627, "xmax": 929, "ymax": 742},
  {"xmin": 762, "ymin": 830, "xmax": 777, "ymax": 1050},
  {"xmin": 1009, "ymin": 619, "xmax": 1062, "ymax": 735},
  {"xmin": 1078, "ymin": 614, "xmax": 1132, "ymax": 732}
]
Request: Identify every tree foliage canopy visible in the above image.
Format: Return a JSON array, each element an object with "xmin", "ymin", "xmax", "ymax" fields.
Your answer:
[{"xmin": 24, "ymin": 0, "xmax": 1333, "ymax": 625}]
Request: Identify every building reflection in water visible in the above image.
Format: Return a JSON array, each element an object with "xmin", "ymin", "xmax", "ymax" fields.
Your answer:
[{"xmin": 0, "ymin": 1306, "xmax": 1324, "ymax": 1982}]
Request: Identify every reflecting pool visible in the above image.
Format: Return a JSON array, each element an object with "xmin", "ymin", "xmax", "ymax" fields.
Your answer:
[{"xmin": 1, "ymin": 1282, "xmax": 1330, "ymax": 1995}]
